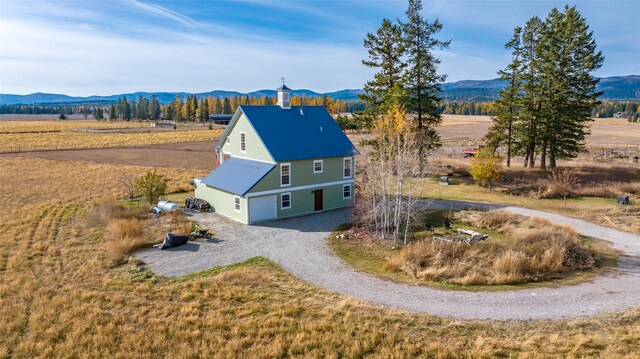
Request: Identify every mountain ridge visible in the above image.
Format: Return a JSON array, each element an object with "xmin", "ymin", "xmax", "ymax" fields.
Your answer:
[{"xmin": 1, "ymin": 75, "xmax": 638, "ymax": 105}]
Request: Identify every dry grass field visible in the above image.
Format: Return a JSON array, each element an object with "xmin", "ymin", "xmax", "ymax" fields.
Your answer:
[
  {"xmin": 1, "ymin": 156, "xmax": 639, "ymax": 357},
  {"xmin": 437, "ymin": 115, "xmax": 640, "ymax": 147},
  {"xmin": 0, "ymin": 120, "xmax": 221, "ymax": 152},
  {"xmin": 5, "ymin": 141, "xmax": 217, "ymax": 170},
  {"xmin": 0, "ymin": 119, "xmax": 639, "ymax": 357}
]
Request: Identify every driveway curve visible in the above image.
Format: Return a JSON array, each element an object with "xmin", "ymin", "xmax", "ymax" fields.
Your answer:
[{"xmin": 137, "ymin": 200, "xmax": 640, "ymax": 320}]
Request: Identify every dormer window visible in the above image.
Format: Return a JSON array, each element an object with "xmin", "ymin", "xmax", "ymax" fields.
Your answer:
[{"xmin": 240, "ymin": 132, "xmax": 246, "ymax": 152}]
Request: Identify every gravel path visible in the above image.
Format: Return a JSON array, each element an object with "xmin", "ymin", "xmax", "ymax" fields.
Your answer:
[{"xmin": 137, "ymin": 200, "xmax": 640, "ymax": 320}]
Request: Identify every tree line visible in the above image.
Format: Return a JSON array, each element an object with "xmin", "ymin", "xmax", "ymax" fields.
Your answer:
[
  {"xmin": 3, "ymin": 99, "xmax": 636, "ymax": 120},
  {"xmin": 485, "ymin": 6, "xmax": 604, "ymax": 169},
  {"xmin": 591, "ymin": 101, "xmax": 640, "ymax": 121},
  {"xmin": 0, "ymin": 94, "xmax": 356, "ymax": 121}
]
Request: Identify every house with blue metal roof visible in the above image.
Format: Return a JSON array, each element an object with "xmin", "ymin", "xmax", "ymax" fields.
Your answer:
[{"xmin": 194, "ymin": 84, "xmax": 357, "ymax": 224}]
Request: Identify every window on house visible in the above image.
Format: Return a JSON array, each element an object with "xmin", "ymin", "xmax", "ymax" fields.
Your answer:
[
  {"xmin": 226, "ymin": 137, "xmax": 231, "ymax": 145},
  {"xmin": 280, "ymin": 163, "xmax": 291, "ymax": 186},
  {"xmin": 281, "ymin": 193, "xmax": 291, "ymax": 209},
  {"xmin": 343, "ymin": 185, "xmax": 352, "ymax": 199},
  {"xmin": 234, "ymin": 196, "xmax": 240, "ymax": 211},
  {"xmin": 313, "ymin": 160, "xmax": 323, "ymax": 173},
  {"xmin": 343, "ymin": 157, "xmax": 352, "ymax": 178},
  {"xmin": 240, "ymin": 132, "xmax": 246, "ymax": 152}
]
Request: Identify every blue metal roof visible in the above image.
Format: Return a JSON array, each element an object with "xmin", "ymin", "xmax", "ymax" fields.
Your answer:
[
  {"xmin": 239, "ymin": 105, "xmax": 356, "ymax": 162},
  {"xmin": 201, "ymin": 157, "xmax": 275, "ymax": 196}
]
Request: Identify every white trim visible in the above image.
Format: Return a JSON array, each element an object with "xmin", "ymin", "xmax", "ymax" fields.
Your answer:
[
  {"xmin": 280, "ymin": 192, "xmax": 291, "ymax": 209},
  {"xmin": 313, "ymin": 160, "xmax": 323, "ymax": 174},
  {"xmin": 280, "ymin": 163, "xmax": 291, "ymax": 187},
  {"xmin": 246, "ymin": 179, "xmax": 355, "ymax": 198},
  {"xmin": 343, "ymin": 157, "xmax": 352, "ymax": 179},
  {"xmin": 215, "ymin": 108, "xmax": 243, "ymax": 149},
  {"xmin": 228, "ymin": 155, "xmax": 275, "ymax": 164},
  {"xmin": 234, "ymin": 196, "xmax": 241, "ymax": 212},
  {"xmin": 343, "ymin": 184, "xmax": 352, "ymax": 199},
  {"xmin": 240, "ymin": 132, "xmax": 246, "ymax": 153}
]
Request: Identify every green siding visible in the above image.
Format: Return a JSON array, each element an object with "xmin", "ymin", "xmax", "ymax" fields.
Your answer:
[
  {"xmin": 195, "ymin": 180, "xmax": 247, "ymax": 223},
  {"xmin": 275, "ymin": 183, "xmax": 353, "ymax": 218},
  {"xmin": 250, "ymin": 156, "xmax": 352, "ymax": 193},
  {"xmin": 220, "ymin": 112, "xmax": 273, "ymax": 162}
]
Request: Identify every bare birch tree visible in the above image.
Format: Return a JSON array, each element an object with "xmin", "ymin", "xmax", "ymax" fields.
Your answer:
[{"xmin": 353, "ymin": 98, "xmax": 430, "ymax": 245}]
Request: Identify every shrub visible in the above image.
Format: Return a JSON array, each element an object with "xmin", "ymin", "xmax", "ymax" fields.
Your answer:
[
  {"xmin": 135, "ymin": 171, "xmax": 167, "ymax": 205},
  {"xmin": 469, "ymin": 150, "xmax": 503, "ymax": 190},
  {"xmin": 92, "ymin": 200, "xmax": 192, "ymax": 265}
]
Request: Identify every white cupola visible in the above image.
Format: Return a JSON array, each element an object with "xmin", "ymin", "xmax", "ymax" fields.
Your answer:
[{"xmin": 277, "ymin": 83, "xmax": 291, "ymax": 109}]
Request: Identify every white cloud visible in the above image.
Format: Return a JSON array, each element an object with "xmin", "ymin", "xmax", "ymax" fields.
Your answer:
[
  {"xmin": 126, "ymin": 0, "xmax": 200, "ymax": 29},
  {"xmin": 0, "ymin": 16, "xmax": 371, "ymax": 95}
]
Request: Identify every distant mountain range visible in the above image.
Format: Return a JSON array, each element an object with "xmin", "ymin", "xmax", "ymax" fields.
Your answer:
[{"xmin": 1, "ymin": 75, "xmax": 638, "ymax": 105}]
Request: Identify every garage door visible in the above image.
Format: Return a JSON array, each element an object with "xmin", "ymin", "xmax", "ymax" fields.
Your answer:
[{"xmin": 249, "ymin": 196, "xmax": 276, "ymax": 223}]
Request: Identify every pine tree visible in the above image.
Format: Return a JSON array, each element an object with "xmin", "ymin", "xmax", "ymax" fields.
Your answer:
[
  {"xmin": 201, "ymin": 97, "xmax": 209, "ymax": 122},
  {"xmin": 401, "ymin": 0, "xmax": 449, "ymax": 149},
  {"xmin": 122, "ymin": 97, "xmax": 132, "ymax": 121},
  {"xmin": 222, "ymin": 97, "xmax": 232, "ymax": 114},
  {"xmin": 95, "ymin": 107, "xmax": 104, "ymax": 120},
  {"xmin": 537, "ymin": 6, "xmax": 604, "ymax": 168},
  {"xmin": 516, "ymin": 16, "xmax": 545, "ymax": 168},
  {"xmin": 109, "ymin": 104, "xmax": 117, "ymax": 120},
  {"xmin": 151, "ymin": 95, "xmax": 161, "ymax": 121},
  {"xmin": 214, "ymin": 98, "xmax": 222, "ymax": 114},
  {"xmin": 485, "ymin": 27, "xmax": 523, "ymax": 167},
  {"xmin": 361, "ymin": 18, "xmax": 406, "ymax": 112}
]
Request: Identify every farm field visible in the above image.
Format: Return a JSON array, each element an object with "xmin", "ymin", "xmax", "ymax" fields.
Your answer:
[
  {"xmin": 0, "ymin": 117, "xmax": 638, "ymax": 356},
  {"xmin": 5, "ymin": 141, "xmax": 217, "ymax": 170},
  {"xmin": 436, "ymin": 115, "xmax": 640, "ymax": 146},
  {"xmin": 1, "ymin": 155, "xmax": 639, "ymax": 357},
  {"xmin": 0, "ymin": 119, "xmax": 221, "ymax": 152}
]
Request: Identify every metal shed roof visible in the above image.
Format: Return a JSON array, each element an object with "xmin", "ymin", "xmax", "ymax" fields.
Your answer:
[
  {"xmin": 239, "ymin": 105, "xmax": 356, "ymax": 162},
  {"xmin": 200, "ymin": 157, "xmax": 275, "ymax": 196}
]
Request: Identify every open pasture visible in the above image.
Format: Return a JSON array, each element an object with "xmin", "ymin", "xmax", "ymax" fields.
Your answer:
[
  {"xmin": 0, "ymin": 155, "xmax": 639, "ymax": 357},
  {"xmin": 6, "ymin": 140, "xmax": 217, "ymax": 171},
  {"xmin": 0, "ymin": 120, "xmax": 221, "ymax": 152}
]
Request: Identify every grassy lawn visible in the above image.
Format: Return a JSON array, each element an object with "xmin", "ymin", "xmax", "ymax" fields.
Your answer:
[
  {"xmin": 1, "ymin": 156, "xmax": 639, "ymax": 357},
  {"xmin": 419, "ymin": 176, "xmax": 640, "ymax": 234}
]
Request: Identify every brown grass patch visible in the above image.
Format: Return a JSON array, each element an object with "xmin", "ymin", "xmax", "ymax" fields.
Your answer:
[
  {"xmin": 387, "ymin": 211, "xmax": 598, "ymax": 285},
  {"xmin": 90, "ymin": 201, "xmax": 193, "ymax": 264}
]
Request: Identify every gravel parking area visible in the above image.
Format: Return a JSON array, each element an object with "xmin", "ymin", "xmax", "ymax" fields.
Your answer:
[{"xmin": 137, "ymin": 200, "xmax": 640, "ymax": 320}]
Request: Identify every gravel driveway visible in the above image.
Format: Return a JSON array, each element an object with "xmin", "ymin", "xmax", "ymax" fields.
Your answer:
[{"xmin": 137, "ymin": 200, "xmax": 640, "ymax": 320}]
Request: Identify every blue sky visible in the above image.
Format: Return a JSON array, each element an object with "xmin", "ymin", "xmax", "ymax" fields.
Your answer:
[{"xmin": 1, "ymin": 0, "xmax": 638, "ymax": 96}]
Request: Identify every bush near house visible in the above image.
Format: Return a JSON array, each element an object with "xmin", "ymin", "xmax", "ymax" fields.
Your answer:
[{"xmin": 135, "ymin": 171, "xmax": 168, "ymax": 205}]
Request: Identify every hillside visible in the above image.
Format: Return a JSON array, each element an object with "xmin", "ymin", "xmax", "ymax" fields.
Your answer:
[{"xmin": 1, "ymin": 75, "xmax": 637, "ymax": 105}]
